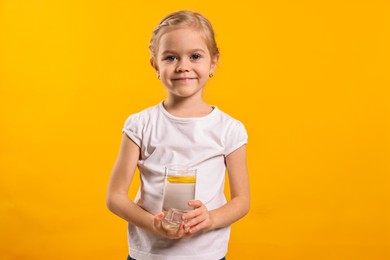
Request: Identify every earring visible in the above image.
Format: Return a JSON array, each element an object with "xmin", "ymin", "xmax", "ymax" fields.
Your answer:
[
  {"xmin": 157, "ymin": 72, "xmax": 160, "ymax": 80},
  {"xmin": 209, "ymin": 73, "xmax": 214, "ymax": 78}
]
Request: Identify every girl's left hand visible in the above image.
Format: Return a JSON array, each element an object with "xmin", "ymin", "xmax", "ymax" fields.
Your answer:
[{"xmin": 182, "ymin": 200, "xmax": 214, "ymax": 235}]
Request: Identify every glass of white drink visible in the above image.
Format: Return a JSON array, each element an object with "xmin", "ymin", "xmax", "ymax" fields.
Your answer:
[{"xmin": 162, "ymin": 166, "xmax": 196, "ymax": 231}]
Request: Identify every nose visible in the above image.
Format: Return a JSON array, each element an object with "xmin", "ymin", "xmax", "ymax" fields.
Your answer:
[{"xmin": 175, "ymin": 59, "xmax": 191, "ymax": 72}]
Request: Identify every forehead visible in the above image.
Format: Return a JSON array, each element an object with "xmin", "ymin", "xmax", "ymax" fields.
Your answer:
[{"xmin": 158, "ymin": 28, "xmax": 209, "ymax": 53}]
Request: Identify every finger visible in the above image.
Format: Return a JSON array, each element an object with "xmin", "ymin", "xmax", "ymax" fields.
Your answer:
[
  {"xmin": 183, "ymin": 205, "xmax": 206, "ymax": 221},
  {"xmin": 176, "ymin": 223, "xmax": 186, "ymax": 237},
  {"xmin": 188, "ymin": 200, "xmax": 202, "ymax": 208},
  {"xmin": 182, "ymin": 223, "xmax": 194, "ymax": 237},
  {"xmin": 183, "ymin": 223, "xmax": 190, "ymax": 233},
  {"xmin": 156, "ymin": 212, "xmax": 165, "ymax": 221},
  {"xmin": 188, "ymin": 223, "xmax": 202, "ymax": 234},
  {"xmin": 154, "ymin": 212, "xmax": 164, "ymax": 229},
  {"xmin": 187, "ymin": 216, "xmax": 211, "ymax": 235},
  {"xmin": 184, "ymin": 212, "xmax": 207, "ymax": 229}
]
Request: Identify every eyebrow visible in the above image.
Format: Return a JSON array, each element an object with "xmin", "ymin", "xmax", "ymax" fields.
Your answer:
[{"xmin": 160, "ymin": 49, "xmax": 207, "ymax": 55}]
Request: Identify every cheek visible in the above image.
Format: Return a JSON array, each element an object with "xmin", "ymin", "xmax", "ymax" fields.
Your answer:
[
  {"xmin": 199, "ymin": 66, "xmax": 211, "ymax": 77},
  {"xmin": 160, "ymin": 65, "xmax": 174, "ymax": 74}
]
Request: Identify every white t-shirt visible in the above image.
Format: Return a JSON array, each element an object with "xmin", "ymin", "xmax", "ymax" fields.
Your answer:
[{"xmin": 122, "ymin": 102, "xmax": 248, "ymax": 260}]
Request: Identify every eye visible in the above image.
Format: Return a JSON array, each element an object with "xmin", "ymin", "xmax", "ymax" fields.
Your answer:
[
  {"xmin": 164, "ymin": 55, "xmax": 177, "ymax": 61},
  {"xmin": 191, "ymin": 53, "xmax": 202, "ymax": 60}
]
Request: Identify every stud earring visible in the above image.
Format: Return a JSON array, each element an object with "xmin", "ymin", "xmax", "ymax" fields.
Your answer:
[
  {"xmin": 157, "ymin": 72, "xmax": 160, "ymax": 80},
  {"xmin": 209, "ymin": 73, "xmax": 214, "ymax": 78}
]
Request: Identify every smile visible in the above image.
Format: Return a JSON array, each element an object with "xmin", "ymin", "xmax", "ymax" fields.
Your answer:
[{"xmin": 172, "ymin": 77, "xmax": 196, "ymax": 81}]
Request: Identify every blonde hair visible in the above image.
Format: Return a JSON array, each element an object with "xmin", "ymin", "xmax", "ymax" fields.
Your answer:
[{"xmin": 149, "ymin": 10, "xmax": 219, "ymax": 59}]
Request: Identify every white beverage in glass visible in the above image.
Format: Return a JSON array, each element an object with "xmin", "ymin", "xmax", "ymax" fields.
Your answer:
[{"xmin": 162, "ymin": 166, "xmax": 196, "ymax": 211}]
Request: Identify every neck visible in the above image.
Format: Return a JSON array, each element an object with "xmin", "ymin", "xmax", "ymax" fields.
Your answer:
[{"xmin": 163, "ymin": 96, "xmax": 212, "ymax": 118}]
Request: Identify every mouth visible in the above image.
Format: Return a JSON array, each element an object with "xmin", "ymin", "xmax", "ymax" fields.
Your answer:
[{"xmin": 172, "ymin": 77, "xmax": 196, "ymax": 81}]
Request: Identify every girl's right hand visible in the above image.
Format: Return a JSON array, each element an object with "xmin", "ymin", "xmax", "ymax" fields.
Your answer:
[{"xmin": 153, "ymin": 212, "xmax": 189, "ymax": 239}]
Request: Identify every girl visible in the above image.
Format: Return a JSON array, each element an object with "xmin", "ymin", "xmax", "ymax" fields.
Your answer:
[{"xmin": 106, "ymin": 10, "xmax": 250, "ymax": 260}]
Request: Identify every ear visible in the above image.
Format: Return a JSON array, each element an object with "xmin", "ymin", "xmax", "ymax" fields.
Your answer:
[
  {"xmin": 209, "ymin": 54, "xmax": 219, "ymax": 75},
  {"xmin": 150, "ymin": 57, "xmax": 159, "ymax": 71},
  {"xmin": 150, "ymin": 57, "xmax": 160, "ymax": 79}
]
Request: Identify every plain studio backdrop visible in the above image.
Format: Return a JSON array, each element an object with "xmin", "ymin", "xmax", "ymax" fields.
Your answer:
[{"xmin": 0, "ymin": 1, "xmax": 389, "ymax": 259}]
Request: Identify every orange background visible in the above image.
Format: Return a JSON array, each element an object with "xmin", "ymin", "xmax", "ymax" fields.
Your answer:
[{"xmin": 1, "ymin": 1, "xmax": 389, "ymax": 259}]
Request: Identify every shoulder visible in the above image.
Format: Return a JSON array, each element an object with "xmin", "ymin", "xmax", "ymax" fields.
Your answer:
[
  {"xmin": 212, "ymin": 108, "xmax": 248, "ymax": 155},
  {"xmin": 124, "ymin": 103, "xmax": 160, "ymax": 125},
  {"xmin": 214, "ymin": 107, "xmax": 246, "ymax": 131},
  {"xmin": 122, "ymin": 103, "xmax": 162, "ymax": 136},
  {"xmin": 122, "ymin": 103, "xmax": 161, "ymax": 146}
]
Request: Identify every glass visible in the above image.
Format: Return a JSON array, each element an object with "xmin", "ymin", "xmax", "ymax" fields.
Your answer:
[
  {"xmin": 162, "ymin": 165, "xmax": 197, "ymax": 211},
  {"xmin": 161, "ymin": 208, "xmax": 187, "ymax": 232}
]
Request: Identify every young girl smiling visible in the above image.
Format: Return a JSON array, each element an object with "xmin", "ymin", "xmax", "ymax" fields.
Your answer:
[{"xmin": 107, "ymin": 10, "xmax": 250, "ymax": 260}]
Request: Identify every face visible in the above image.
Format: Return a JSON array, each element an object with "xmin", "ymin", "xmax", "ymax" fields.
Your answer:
[{"xmin": 151, "ymin": 27, "xmax": 218, "ymax": 99}]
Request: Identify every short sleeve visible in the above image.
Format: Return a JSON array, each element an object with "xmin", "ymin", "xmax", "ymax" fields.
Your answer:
[
  {"xmin": 224, "ymin": 120, "xmax": 248, "ymax": 156},
  {"xmin": 122, "ymin": 113, "xmax": 143, "ymax": 147}
]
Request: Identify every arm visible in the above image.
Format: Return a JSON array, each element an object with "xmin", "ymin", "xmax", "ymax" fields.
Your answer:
[
  {"xmin": 106, "ymin": 134, "xmax": 156, "ymax": 230},
  {"xmin": 106, "ymin": 134, "xmax": 187, "ymax": 238},
  {"xmin": 183, "ymin": 145, "xmax": 250, "ymax": 234}
]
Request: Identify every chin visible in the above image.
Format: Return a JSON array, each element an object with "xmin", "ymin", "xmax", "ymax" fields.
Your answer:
[
  {"xmin": 171, "ymin": 89, "xmax": 202, "ymax": 98},
  {"xmin": 173, "ymin": 93, "xmax": 197, "ymax": 98}
]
